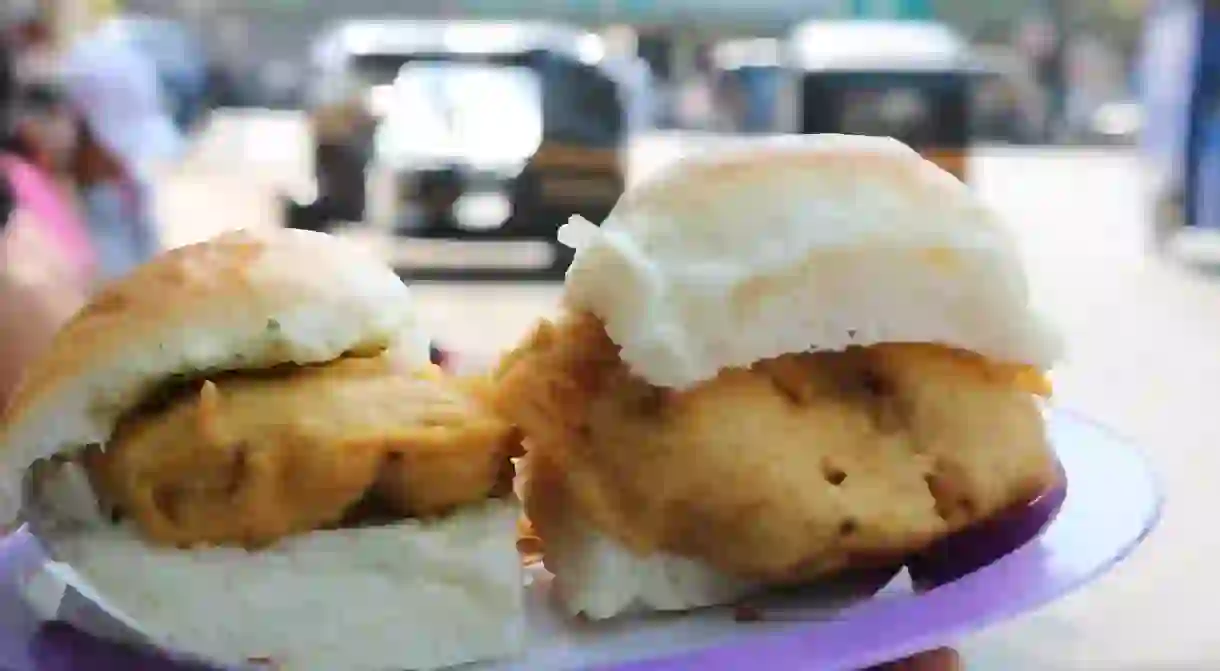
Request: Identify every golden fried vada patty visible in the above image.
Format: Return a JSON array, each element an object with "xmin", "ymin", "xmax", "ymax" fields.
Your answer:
[
  {"xmin": 494, "ymin": 313, "xmax": 1058, "ymax": 583},
  {"xmin": 85, "ymin": 354, "xmax": 521, "ymax": 549}
]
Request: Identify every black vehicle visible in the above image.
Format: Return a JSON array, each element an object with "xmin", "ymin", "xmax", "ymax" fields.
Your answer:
[
  {"xmin": 784, "ymin": 20, "xmax": 983, "ymax": 183},
  {"xmin": 290, "ymin": 20, "xmax": 625, "ymax": 279}
]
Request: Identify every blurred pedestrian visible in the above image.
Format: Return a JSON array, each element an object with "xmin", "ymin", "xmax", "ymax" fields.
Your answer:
[
  {"xmin": 712, "ymin": 68, "xmax": 747, "ymax": 132},
  {"xmin": 59, "ymin": 25, "xmax": 184, "ymax": 281},
  {"xmin": 5, "ymin": 10, "xmax": 99, "ymax": 291},
  {"xmin": 11, "ymin": 82, "xmax": 77, "ymax": 176},
  {"xmin": 601, "ymin": 27, "xmax": 657, "ymax": 134},
  {"xmin": 0, "ymin": 36, "xmax": 90, "ymax": 407},
  {"xmin": 1, "ymin": 24, "xmax": 93, "ymax": 285}
]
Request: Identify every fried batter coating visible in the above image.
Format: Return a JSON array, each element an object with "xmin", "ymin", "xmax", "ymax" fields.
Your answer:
[
  {"xmin": 495, "ymin": 314, "xmax": 1057, "ymax": 583},
  {"xmin": 87, "ymin": 356, "xmax": 520, "ymax": 548}
]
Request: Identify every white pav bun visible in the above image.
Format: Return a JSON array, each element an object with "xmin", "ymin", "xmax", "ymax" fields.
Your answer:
[
  {"xmin": 538, "ymin": 499, "xmax": 756, "ymax": 620},
  {"xmin": 32, "ymin": 464, "xmax": 523, "ymax": 671},
  {"xmin": 558, "ymin": 133, "xmax": 1063, "ymax": 390},
  {"xmin": 515, "ymin": 453, "xmax": 751, "ymax": 620},
  {"xmin": 2, "ymin": 228, "xmax": 524, "ymax": 670}
]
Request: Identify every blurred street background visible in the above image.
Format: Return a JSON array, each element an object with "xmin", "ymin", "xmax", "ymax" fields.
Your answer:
[{"xmin": 3, "ymin": 0, "xmax": 1220, "ymax": 669}]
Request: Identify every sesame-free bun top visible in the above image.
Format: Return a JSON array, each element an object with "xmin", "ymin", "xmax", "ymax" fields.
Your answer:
[
  {"xmin": 558, "ymin": 134, "xmax": 1062, "ymax": 389},
  {"xmin": 0, "ymin": 228, "xmax": 428, "ymax": 526}
]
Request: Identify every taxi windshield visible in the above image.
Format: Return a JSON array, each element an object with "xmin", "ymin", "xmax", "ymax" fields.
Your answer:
[
  {"xmin": 375, "ymin": 61, "xmax": 543, "ymax": 168},
  {"xmin": 386, "ymin": 61, "xmax": 540, "ymax": 135}
]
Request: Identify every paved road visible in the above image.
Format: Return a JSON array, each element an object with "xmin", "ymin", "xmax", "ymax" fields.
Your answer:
[{"xmin": 156, "ymin": 112, "xmax": 1216, "ymax": 670}]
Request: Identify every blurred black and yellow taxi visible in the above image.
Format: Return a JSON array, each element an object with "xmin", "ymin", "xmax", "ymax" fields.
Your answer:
[
  {"xmin": 292, "ymin": 19, "xmax": 625, "ymax": 239},
  {"xmin": 784, "ymin": 19, "xmax": 984, "ymax": 182}
]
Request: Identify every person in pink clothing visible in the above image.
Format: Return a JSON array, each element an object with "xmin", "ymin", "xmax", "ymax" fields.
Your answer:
[
  {"xmin": 2, "ymin": 16, "xmax": 94, "ymax": 286},
  {"xmin": 0, "ymin": 30, "xmax": 91, "ymax": 406},
  {"xmin": 0, "ymin": 152, "xmax": 94, "ymax": 287}
]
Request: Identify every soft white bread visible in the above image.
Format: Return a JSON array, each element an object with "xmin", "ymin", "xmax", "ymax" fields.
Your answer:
[
  {"xmin": 539, "ymin": 502, "xmax": 756, "ymax": 620},
  {"xmin": 0, "ymin": 228, "xmax": 429, "ymax": 526},
  {"xmin": 558, "ymin": 134, "xmax": 1062, "ymax": 389},
  {"xmin": 30, "ymin": 463, "xmax": 523, "ymax": 671},
  {"xmin": 516, "ymin": 449, "xmax": 751, "ymax": 619}
]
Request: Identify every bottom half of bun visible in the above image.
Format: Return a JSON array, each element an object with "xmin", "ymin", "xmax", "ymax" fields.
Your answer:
[
  {"xmin": 27, "ymin": 465, "xmax": 525, "ymax": 671},
  {"xmin": 519, "ymin": 453, "xmax": 758, "ymax": 621},
  {"xmin": 538, "ymin": 508, "xmax": 759, "ymax": 621}
]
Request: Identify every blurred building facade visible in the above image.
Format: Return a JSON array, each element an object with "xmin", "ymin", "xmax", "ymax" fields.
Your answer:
[
  {"xmin": 29, "ymin": 0, "xmax": 1147, "ymax": 141},
  {"xmin": 30, "ymin": 0, "xmax": 1149, "ymax": 70},
  {"xmin": 77, "ymin": 0, "xmax": 943, "ymax": 96}
]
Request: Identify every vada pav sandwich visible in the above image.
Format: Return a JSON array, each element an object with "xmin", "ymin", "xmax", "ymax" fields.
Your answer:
[
  {"xmin": 494, "ymin": 134, "xmax": 1064, "ymax": 620},
  {"xmin": 0, "ymin": 229, "xmax": 525, "ymax": 670}
]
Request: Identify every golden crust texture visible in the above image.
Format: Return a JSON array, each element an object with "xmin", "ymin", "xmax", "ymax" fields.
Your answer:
[
  {"xmin": 85, "ymin": 357, "xmax": 519, "ymax": 548},
  {"xmin": 495, "ymin": 313, "xmax": 1058, "ymax": 583}
]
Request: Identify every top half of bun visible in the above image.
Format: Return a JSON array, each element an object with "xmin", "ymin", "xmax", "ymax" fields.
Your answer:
[
  {"xmin": 0, "ymin": 227, "xmax": 426, "ymax": 524},
  {"xmin": 558, "ymin": 133, "xmax": 1063, "ymax": 389}
]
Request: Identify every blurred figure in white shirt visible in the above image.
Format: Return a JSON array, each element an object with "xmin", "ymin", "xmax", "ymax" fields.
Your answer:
[{"xmin": 59, "ymin": 23, "xmax": 184, "ymax": 280}]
